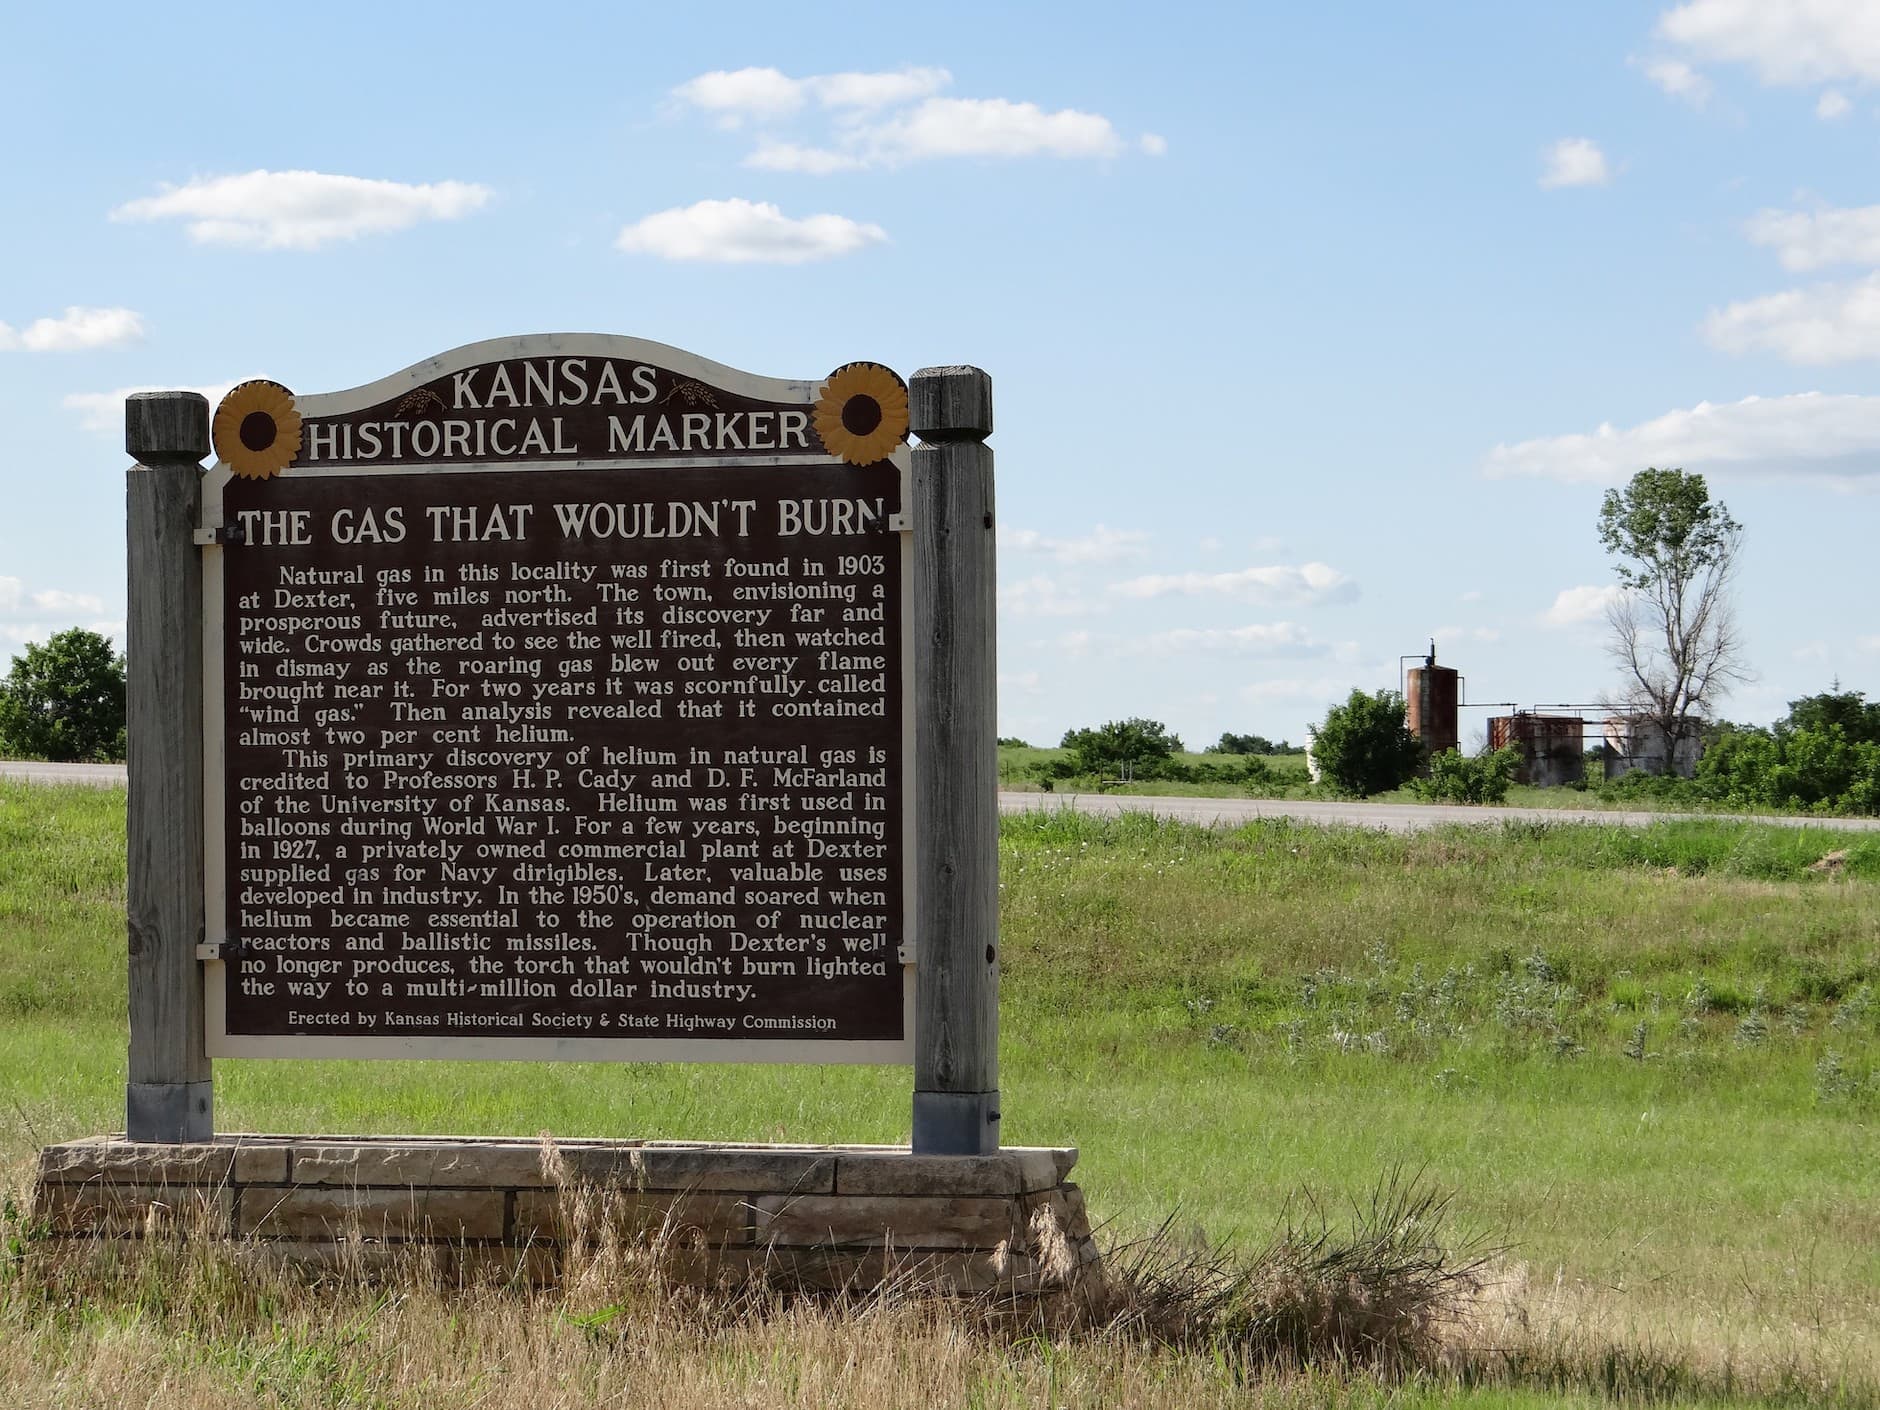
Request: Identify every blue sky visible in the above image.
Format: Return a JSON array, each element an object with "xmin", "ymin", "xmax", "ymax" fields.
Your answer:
[{"xmin": 3, "ymin": 1, "xmax": 1877, "ymax": 750}]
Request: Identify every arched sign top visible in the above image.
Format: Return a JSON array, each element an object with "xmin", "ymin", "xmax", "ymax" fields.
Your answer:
[
  {"xmin": 297, "ymin": 333, "xmax": 824, "ymax": 418},
  {"xmin": 214, "ymin": 335, "xmax": 908, "ymax": 477}
]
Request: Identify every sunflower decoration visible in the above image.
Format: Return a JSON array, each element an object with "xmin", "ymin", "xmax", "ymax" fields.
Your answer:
[
  {"xmin": 813, "ymin": 362, "xmax": 908, "ymax": 466},
  {"xmin": 213, "ymin": 380, "xmax": 302, "ymax": 480}
]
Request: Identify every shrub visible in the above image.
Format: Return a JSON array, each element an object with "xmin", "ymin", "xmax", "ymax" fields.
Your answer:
[
  {"xmin": 0, "ymin": 628, "xmax": 126, "ymax": 762},
  {"xmin": 1595, "ymin": 768, "xmax": 1706, "ymax": 808},
  {"xmin": 1415, "ymin": 747, "xmax": 1520, "ymax": 805},
  {"xmin": 1060, "ymin": 718, "xmax": 1183, "ymax": 780},
  {"xmin": 1310, "ymin": 689, "xmax": 1422, "ymax": 797}
]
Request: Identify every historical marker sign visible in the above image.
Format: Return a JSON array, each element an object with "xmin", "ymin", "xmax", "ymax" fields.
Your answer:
[{"xmin": 200, "ymin": 336, "xmax": 913, "ymax": 1062}]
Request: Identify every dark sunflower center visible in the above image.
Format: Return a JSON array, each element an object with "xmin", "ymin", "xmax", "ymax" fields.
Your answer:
[
  {"xmin": 239, "ymin": 412, "xmax": 277, "ymax": 453},
  {"xmin": 841, "ymin": 394, "xmax": 882, "ymax": 437}
]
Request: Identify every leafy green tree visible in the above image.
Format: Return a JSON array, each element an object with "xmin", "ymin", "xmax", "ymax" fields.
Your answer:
[
  {"xmin": 1597, "ymin": 468, "xmax": 1745, "ymax": 763},
  {"xmin": 1783, "ymin": 686, "xmax": 1880, "ymax": 746},
  {"xmin": 0, "ymin": 628, "xmax": 126, "ymax": 762},
  {"xmin": 1696, "ymin": 687, "xmax": 1880, "ymax": 814},
  {"xmin": 1059, "ymin": 717, "xmax": 1183, "ymax": 779},
  {"xmin": 1310, "ymin": 689, "xmax": 1422, "ymax": 796},
  {"xmin": 1207, "ymin": 731, "xmax": 1275, "ymax": 756}
]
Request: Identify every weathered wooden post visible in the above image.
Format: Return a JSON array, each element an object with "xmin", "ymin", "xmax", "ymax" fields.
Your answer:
[
  {"xmin": 125, "ymin": 391, "xmax": 212, "ymax": 1141},
  {"xmin": 909, "ymin": 367, "xmax": 1000, "ymax": 1156}
]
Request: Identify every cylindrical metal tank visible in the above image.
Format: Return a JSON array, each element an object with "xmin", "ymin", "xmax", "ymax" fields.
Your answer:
[
  {"xmin": 1489, "ymin": 713, "xmax": 1586, "ymax": 787},
  {"xmin": 1406, "ymin": 661, "xmax": 1460, "ymax": 760}
]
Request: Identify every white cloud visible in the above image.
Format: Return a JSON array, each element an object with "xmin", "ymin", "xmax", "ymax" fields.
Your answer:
[
  {"xmin": 0, "ymin": 574, "xmax": 115, "ymax": 646},
  {"xmin": 674, "ymin": 67, "xmax": 812, "ymax": 123},
  {"xmin": 1539, "ymin": 137, "xmax": 1610, "ymax": 189},
  {"xmin": 673, "ymin": 66, "xmax": 952, "ymax": 125},
  {"xmin": 1794, "ymin": 641, "xmax": 1830, "ymax": 662},
  {"xmin": 1140, "ymin": 622, "xmax": 1329, "ymax": 658},
  {"xmin": 676, "ymin": 67, "xmax": 1153, "ymax": 173},
  {"xmin": 0, "ymin": 306, "xmax": 143, "ymax": 352},
  {"xmin": 1110, "ymin": 562, "xmax": 1358, "ymax": 606},
  {"xmin": 1658, "ymin": 1, "xmax": 1880, "ymax": 85},
  {"xmin": 111, "ymin": 170, "xmax": 492, "ymax": 251},
  {"xmin": 1544, "ymin": 585, "xmax": 1625, "ymax": 626},
  {"xmin": 1817, "ymin": 88, "xmax": 1854, "ymax": 119},
  {"xmin": 808, "ymin": 96, "xmax": 1129, "ymax": 168},
  {"xmin": 1484, "ymin": 390, "xmax": 1880, "ymax": 487},
  {"xmin": 1459, "ymin": 590, "xmax": 1484, "ymax": 603},
  {"xmin": 1642, "ymin": 58, "xmax": 1713, "ymax": 106},
  {"xmin": 1858, "ymin": 635, "xmax": 1880, "ymax": 653},
  {"xmin": 813, "ymin": 67, "xmax": 953, "ymax": 111},
  {"xmin": 63, "ymin": 380, "xmax": 243, "ymax": 434},
  {"xmin": 1743, "ymin": 204, "xmax": 1880, "ymax": 271},
  {"xmin": 30, "ymin": 589, "xmax": 105, "ymax": 614},
  {"xmin": 1704, "ymin": 273, "xmax": 1880, "ymax": 362},
  {"xmin": 746, "ymin": 142, "xmax": 868, "ymax": 175},
  {"xmin": 999, "ymin": 574, "xmax": 1101, "ymax": 618},
  {"xmin": 615, "ymin": 198, "xmax": 886, "ymax": 264},
  {"xmin": 1000, "ymin": 525, "xmax": 1147, "ymax": 566}
]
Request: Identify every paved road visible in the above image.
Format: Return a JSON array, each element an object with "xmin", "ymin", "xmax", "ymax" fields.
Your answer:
[
  {"xmin": 8, "ymin": 759, "xmax": 1879, "ymax": 833},
  {"xmin": 0, "ymin": 760, "xmax": 131, "ymax": 788}
]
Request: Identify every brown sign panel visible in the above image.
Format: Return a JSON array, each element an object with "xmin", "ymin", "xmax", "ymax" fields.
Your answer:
[{"xmin": 202, "ymin": 337, "xmax": 911, "ymax": 1063}]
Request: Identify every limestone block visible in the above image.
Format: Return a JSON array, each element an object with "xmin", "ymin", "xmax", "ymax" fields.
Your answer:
[
  {"xmin": 512, "ymin": 1189, "xmax": 752, "ymax": 1246},
  {"xmin": 238, "ymin": 1186, "xmax": 504, "ymax": 1240},
  {"xmin": 37, "ymin": 1181, "xmax": 232, "ymax": 1237},
  {"xmin": 289, "ymin": 1141, "xmax": 555, "ymax": 1188},
  {"xmin": 832, "ymin": 1150, "xmax": 1062, "ymax": 1197},
  {"xmin": 36, "ymin": 1138, "xmax": 290, "ymax": 1186},
  {"xmin": 600, "ymin": 1146, "xmax": 836, "ymax": 1194},
  {"xmin": 753, "ymin": 1194, "xmax": 1022, "ymax": 1251}
]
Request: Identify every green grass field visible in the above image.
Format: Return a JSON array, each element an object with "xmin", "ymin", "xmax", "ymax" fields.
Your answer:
[{"xmin": 3, "ymin": 778, "xmax": 1877, "ymax": 1406}]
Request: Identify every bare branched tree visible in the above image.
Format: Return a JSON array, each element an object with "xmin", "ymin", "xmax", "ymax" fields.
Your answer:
[{"xmin": 1598, "ymin": 468, "xmax": 1747, "ymax": 769}]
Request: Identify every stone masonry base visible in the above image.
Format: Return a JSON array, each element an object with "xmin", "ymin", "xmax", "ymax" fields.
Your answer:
[{"xmin": 34, "ymin": 1136, "xmax": 1100, "ymax": 1294}]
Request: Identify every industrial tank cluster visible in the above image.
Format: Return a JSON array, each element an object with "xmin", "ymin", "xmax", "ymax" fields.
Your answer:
[{"xmin": 1401, "ymin": 646, "xmax": 1690, "ymax": 785}]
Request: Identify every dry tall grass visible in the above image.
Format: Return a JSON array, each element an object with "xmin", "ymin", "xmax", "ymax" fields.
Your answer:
[{"xmin": 7, "ymin": 1158, "xmax": 1871, "ymax": 1409}]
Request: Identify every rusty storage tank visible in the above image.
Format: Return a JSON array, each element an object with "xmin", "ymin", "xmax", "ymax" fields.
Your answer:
[
  {"xmin": 1603, "ymin": 716, "xmax": 1701, "ymax": 779},
  {"xmin": 1406, "ymin": 648, "xmax": 1460, "ymax": 764},
  {"xmin": 1488, "ymin": 713, "xmax": 1585, "ymax": 787}
]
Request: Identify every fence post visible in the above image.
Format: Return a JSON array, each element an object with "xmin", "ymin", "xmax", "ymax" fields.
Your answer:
[
  {"xmin": 124, "ymin": 391, "xmax": 213, "ymax": 1142},
  {"xmin": 908, "ymin": 367, "xmax": 999, "ymax": 1155}
]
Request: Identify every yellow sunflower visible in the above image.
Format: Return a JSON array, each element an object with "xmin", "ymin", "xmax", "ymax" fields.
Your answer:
[
  {"xmin": 213, "ymin": 380, "xmax": 302, "ymax": 479},
  {"xmin": 813, "ymin": 363, "xmax": 908, "ymax": 465}
]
